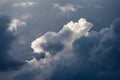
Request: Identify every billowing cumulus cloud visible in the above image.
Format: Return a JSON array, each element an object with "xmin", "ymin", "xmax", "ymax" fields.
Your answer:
[
  {"xmin": 11, "ymin": 18, "xmax": 120, "ymax": 80},
  {"xmin": 31, "ymin": 18, "xmax": 93, "ymax": 57}
]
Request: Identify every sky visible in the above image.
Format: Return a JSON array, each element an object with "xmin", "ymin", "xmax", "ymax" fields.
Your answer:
[{"xmin": 0, "ymin": 0, "xmax": 120, "ymax": 80}]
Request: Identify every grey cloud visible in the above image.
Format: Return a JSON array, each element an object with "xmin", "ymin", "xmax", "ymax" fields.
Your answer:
[
  {"xmin": 72, "ymin": 19, "xmax": 120, "ymax": 80},
  {"xmin": 0, "ymin": 15, "xmax": 25, "ymax": 72},
  {"xmin": 40, "ymin": 40, "xmax": 64, "ymax": 55}
]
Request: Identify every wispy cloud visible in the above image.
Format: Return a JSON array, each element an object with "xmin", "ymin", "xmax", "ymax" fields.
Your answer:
[
  {"xmin": 53, "ymin": 3, "xmax": 84, "ymax": 13},
  {"xmin": 13, "ymin": 1, "xmax": 37, "ymax": 8}
]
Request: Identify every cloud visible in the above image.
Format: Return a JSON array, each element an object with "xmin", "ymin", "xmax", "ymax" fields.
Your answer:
[
  {"xmin": 11, "ymin": 18, "xmax": 120, "ymax": 80},
  {"xmin": 13, "ymin": 1, "xmax": 37, "ymax": 8},
  {"xmin": 71, "ymin": 19, "xmax": 120, "ymax": 80},
  {"xmin": 12, "ymin": 18, "xmax": 92, "ymax": 80},
  {"xmin": 0, "ymin": 15, "xmax": 25, "ymax": 72},
  {"xmin": 0, "ymin": 0, "xmax": 120, "ymax": 79},
  {"xmin": 53, "ymin": 3, "xmax": 79, "ymax": 13},
  {"xmin": 10, "ymin": 18, "xmax": 93, "ymax": 80},
  {"xmin": 8, "ymin": 18, "xmax": 26, "ymax": 31},
  {"xmin": 8, "ymin": 17, "xmax": 27, "ymax": 31},
  {"xmin": 31, "ymin": 18, "xmax": 93, "ymax": 55}
]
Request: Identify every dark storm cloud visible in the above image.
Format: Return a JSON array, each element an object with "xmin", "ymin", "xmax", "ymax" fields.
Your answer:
[
  {"xmin": 0, "ymin": 15, "xmax": 25, "ymax": 71},
  {"xmin": 33, "ymin": 52, "xmax": 45, "ymax": 60},
  {"xmin": 90, "ymin": 19, "xmax": 120, "ymax": 80},
  {"xmin": 73, "ymin": 19, "xmax": 120, "ymax": 80}
]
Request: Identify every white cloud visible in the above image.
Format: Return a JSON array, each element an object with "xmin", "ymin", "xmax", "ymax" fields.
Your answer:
[
  {"xmin": 30, "ymin": 18, "xmax": 93, "ymax": 65},
  {"xmin": 8, "ymin": 15, "xmax": 31, "ymax": 31},
  {"xmin": 8, "ymin": 18, "xmax": 26, "ymax": 31},
  {"xmin": 53, "ymin": 3, "xmax": 77, "ymax": 13},
  {"xmin": 13, "ymin": 1, "xmax": 37, "ymax": 8}
]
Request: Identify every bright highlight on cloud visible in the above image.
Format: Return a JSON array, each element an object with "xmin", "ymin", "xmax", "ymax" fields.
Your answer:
[
  {"xmin": 13, "ymin": 1, "xmax": 37, "ymax": 8},
  {"xmin": 31, "ymin": 18, "xmax": 93, "ymax": 62}
]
